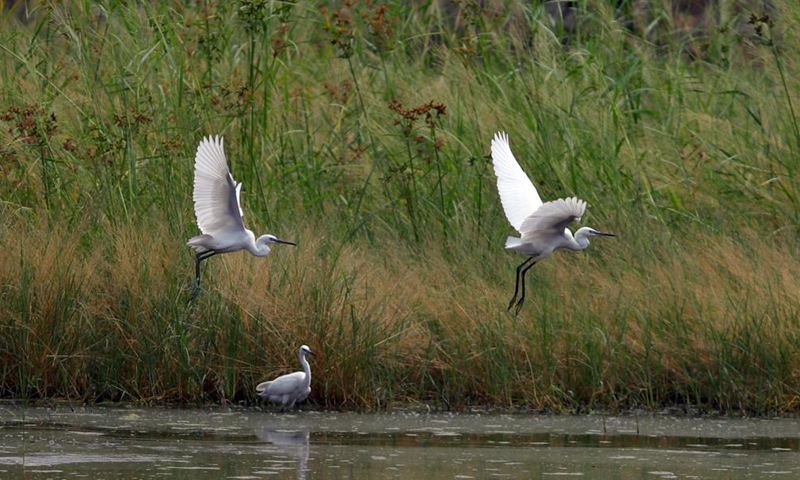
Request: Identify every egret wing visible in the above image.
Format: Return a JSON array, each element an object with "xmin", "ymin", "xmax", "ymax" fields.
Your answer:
[
  {"xmin": 261, "ymin": 371, "xmax": 305, "ymax": 397},
  {"xmin": 519, "ymin": 197, "xmax": 586, "ymax": 237},
  {"xmin": 234, "ymin": 182, "xmax": 244, "ymax": 220},
  {"xmin": 491, "ymin": 132, "xmax": 543, "ymax": 233},
  {"xmin": 192, "ymin": 136, "xmax": 246, "ymax": 235}
]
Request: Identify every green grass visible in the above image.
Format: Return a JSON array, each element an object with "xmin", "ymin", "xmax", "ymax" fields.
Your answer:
[{"xmin": 1, "ymin": 1, "xmax": 799, "ymax": 414}]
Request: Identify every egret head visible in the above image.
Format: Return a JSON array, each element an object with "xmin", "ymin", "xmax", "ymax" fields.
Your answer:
[
  {"xmin": 299, "ymin": 345, "xmax": 315, "ymax": 357},
  {"xmin": 574, "ymin": 227, "xmax": 615, "ymax": 249},
  {"xmin": 261, "ymin": 234, "xmax": 297, "ymax": 246},
  {"xmin": 578, "ymin": 227, "xmax": 615, "ymax": 238}
]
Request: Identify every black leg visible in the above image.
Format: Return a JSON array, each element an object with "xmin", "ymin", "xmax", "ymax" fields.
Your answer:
[
  {"xmin": 507, "ymin": 257, "xmax": 536, "ymax": 312},
  {"xmin": 188, "ymin": 250, "xmax": 217, "ymax": 303},
  {"xmin": 513, "ymin": 259, "xmax": 538, "ymax": 316}
]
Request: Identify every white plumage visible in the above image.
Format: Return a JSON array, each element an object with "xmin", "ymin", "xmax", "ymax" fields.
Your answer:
[
  {"xmin": 490, "ymin": 131, "xmax": 542, "ymax": 232},
  {"xmin": 186, "ymin": 136, "xmax": 296, "ymax": 301},
  {"xmin": 191, "ymin": 136, "xmax": 245, "ymax": 237},
  {"xmin": 490, "ymin": 131, "xmax": 614, "ymax": 314},
  {"xmin": 257, "ymin": 345, "xmax": 315, "ymax": 410}
]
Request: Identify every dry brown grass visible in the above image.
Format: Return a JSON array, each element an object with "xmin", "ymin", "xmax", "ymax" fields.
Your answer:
[{"xmin": 3, "ymin": 206, "xmax": 800, "ymax": 411}]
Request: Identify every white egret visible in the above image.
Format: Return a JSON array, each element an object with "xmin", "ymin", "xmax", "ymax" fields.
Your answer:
[
  {"xmin": 257, "ymin": 345, "xmax": 315, "ymax": 410},
  {"xmin": 187, "ymin": 135, "xmax": 296, "ymax": 301},
  {"xmin": 490, "ymin": 131, "xmax": 614, "ymax": 315}
]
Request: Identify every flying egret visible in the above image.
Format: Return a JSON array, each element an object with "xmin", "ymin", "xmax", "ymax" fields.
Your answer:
[
  {"xmin": 490, "ymin": 131, "xmax": 614, "ymax": 315},
  {"xmin": 187, "ymin": 135, "xmax": 296, "ymax": 301},
  {"xmin": 257, "ymin": 345, "xmax": 315, "ymax": 410}
]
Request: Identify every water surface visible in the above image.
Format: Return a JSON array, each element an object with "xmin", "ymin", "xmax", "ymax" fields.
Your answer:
[{"xmin": 1, "ymin": 405, "xmax": 798, "ymax": 479}]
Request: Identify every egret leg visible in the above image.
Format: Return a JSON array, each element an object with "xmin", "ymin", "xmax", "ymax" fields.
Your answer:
[
  {"xmin": 507, "ymin": 257, "xmax": 536, "ymax": 312},
  {"xmin": 188, "ymin": 250, "xmax": 217, "ymax": 303},
  {"xmin": 513, "ymin": 259, "xmax": 539, "ymax": 316}
]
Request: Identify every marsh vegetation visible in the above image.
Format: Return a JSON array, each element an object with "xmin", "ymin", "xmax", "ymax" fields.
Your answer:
[{"xmin": 1, "ymin": 1, "xmax": 798, "ymax": 414}]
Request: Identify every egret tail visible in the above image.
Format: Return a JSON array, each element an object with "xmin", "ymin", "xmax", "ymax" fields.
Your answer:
[{"xmin": 505, "ymin": 236, "xmax": 524, "ymax": 249}]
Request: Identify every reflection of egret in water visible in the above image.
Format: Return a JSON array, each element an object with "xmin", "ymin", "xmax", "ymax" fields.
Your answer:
[{"xmin": 254, "ymin": 426, "xmax": 310, "ymax": 480}]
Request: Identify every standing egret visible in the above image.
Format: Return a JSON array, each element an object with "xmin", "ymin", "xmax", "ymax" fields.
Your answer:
[
  {"xmin": 187, "ymin": 135, "xmax": 296, "ymax": 301},
  {"xmin": 257, "ymin": 345, "xmax": 315, "ymax": 410},
  {"xmin": 490, "ymin": 131, "xmax": 614, "ymax": 314}
]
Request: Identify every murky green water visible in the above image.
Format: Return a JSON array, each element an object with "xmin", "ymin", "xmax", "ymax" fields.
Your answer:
[{"xmin": 1, "ymin": 405, "xmax": 799, "ymax": 479}]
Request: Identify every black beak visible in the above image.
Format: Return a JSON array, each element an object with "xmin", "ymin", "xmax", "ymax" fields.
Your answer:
[{"xmin": 275, "ymin": 238, "xmax": 297, "ymax": 246}]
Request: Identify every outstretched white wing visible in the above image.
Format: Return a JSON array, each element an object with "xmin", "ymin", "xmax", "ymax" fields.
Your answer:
[
  {"xmin": 192, "ymin": 136, "xmax": 245, "ymax": 235},
  {"xmin": 519, "ymin": 197, "xmax": 586, "ymax": 239},
  {"xmin": 491, "ymin": 132, "xmax": 543, "ymax": 233}
]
